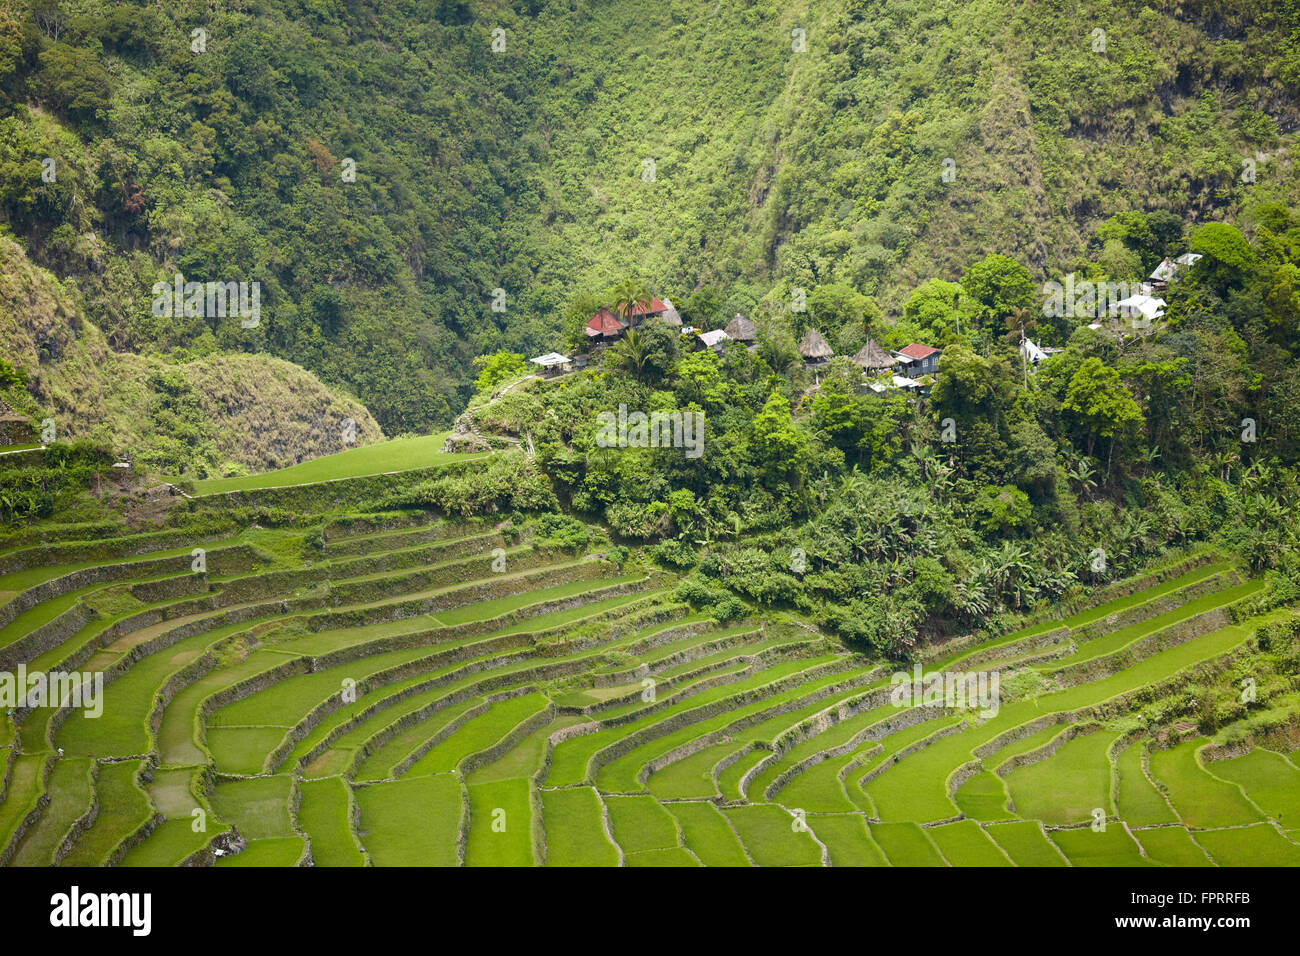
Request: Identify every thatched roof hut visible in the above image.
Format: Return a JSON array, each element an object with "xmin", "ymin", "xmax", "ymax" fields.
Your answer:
[
  {"xmin": 852, "ymin": 339, "xmax": 896, "ymax": 371},
  {"xmin": 798, "ymin": 329, "xmax": 833, "ymax": 365},
  {"xmin": 723, "ymin": 314, "xmax": 757, "ymax": 342},
  {"xmin": 660, "ymin": 297, "xmax": 683, "ymax": 326}
]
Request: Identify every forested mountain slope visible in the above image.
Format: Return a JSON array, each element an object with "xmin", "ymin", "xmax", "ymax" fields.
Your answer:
[
  {"xmin": 1, "ymin": 0, "xmax": 1297, "ymax": 454},
  {"xmin": 0, "ymin": 233, "xmax": 383, "ymax": 475}
]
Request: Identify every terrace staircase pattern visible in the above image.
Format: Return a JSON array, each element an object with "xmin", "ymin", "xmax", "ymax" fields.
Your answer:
[{"xmin": 0, "ymin": 516, "xmax": 1297, "ymax": 867}]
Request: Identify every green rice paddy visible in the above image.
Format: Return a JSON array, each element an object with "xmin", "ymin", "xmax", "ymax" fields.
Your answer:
[{"xmin": 2, "ymin": 511, "xmax": 1296, "ymax": 867}]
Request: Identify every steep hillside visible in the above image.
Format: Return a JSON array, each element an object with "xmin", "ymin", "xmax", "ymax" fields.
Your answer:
[
  {"xmin": 0, "ymin": 234, "xmax": 383, "ymax": 476},
  {"xmin": 1, "ymin": 0, "xmax": 1296, "ymax": 450}
]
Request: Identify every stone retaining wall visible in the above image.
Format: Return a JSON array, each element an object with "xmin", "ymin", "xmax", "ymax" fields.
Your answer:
[
  {"xmin": 1068, "ymin": 572, "xmax": 1237, "ymax": 647},
  {"xmin": 0, "ymin": 543, "xmax": 260, "ymax": 634},
  {"xmin": 955, "ymin": 626, "xmax": 1071, "ymax": 671},
  {"xmin": 0, "ymin": 752, "xmax": 54, "ymax": 865},
  {"xmin": 587, "ymin": 660, "xmax": 862, "ymax": 787},
  {"xmin": 293, "ymin": 652, "xmax": 593, "ymax": 772},
  {"xmin": 974, "ymin": 716, "xmax": 1061, "ymax": 765},
  {"xmin": 1049, "ymin": 607, "xmax": 1232, "ymax": 687},
  {"xmin": 324, "ymin": 518, "xmax": 483, "ymax": 556},
  {"xmin": 0, "ymin": 744, "xmax": 14, "ymax": 803},
  {"xmin": 916, "ymin": 551, "xmax": 1218, "ymax": 663},
  {"xmin": 0, "ymin": 526, "xmax": 229, "ymax": 577},
  {"xmin": 0, "ymin": 601, "xmax": 95, "ymax": 673},
  {"xmin": 595, "ymin": 641, "xmax": 821, "ymax": 729},
  {"xmin": 994, "ymin": 722, "xmax": 1102, "ymax": 777},
  {"xmin": 185, "ymin": 458, "xmax": 485, "ymax": 512},
  {"xmin": 858, "ymin": 721, "xmax": 966, "ymax": 789},
  {"xmin": 590, "ymin": 623, "xmax": 752, "ymax": 687},
  {"xmin": 322, "ymin": 509, "xmax": 443, "ymax": 541},
  {"xmin": 765, "ymin": 693, "xmax": 938, "ymax": 802},
  {"xmin": 53, "ymin": 760, "xmax": 101, "ymax": 864}
]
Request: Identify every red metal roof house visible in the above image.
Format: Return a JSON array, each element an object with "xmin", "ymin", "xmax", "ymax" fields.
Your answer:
[
  {"xmin": 895, "ymin": 343, "xmax": 941, "ymax": 376},
  {"xmin": 584, "ymin": 298, "xmax": 671, "ymax": 343},
  {"xmin": 585, "ymin": 307, "xmax": 627, "ymax": 341}
]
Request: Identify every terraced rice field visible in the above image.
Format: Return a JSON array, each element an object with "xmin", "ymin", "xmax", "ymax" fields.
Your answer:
[{"xmin": 1, "ymin": 508, "xmax": 1296, "ymax": 866}]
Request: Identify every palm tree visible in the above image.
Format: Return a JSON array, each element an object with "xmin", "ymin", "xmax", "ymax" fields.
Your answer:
[
  {"xmin": 1065, "ymin": 453, "xmax": 1098, "ymax": 498},
  {"xmin": 910, "ymin": 442, "xmax": 939, "ymax": 483},
  {"xmin": 1214, "ymin": 449, "xmax": 1240, "ymax": 482},
  {"xmin": 839, "ymin": 466, "xmax": 866, "ymax": 500},
  {"xmin": 612, "ymin": 329, "xmax": 650, "ymax": 380},
  {"xmin": 849, "ymin": 525, "xmax": 871, "ymax": 562},
  {"xmin": 610, "ymin": 278, "xmax": 652, "ymax": 329},
  {"xmin": 1239, "ymin": 460, "xmax": 1272, "ymax": 494}
]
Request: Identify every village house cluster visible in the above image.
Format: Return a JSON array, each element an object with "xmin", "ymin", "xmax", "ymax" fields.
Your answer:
[
  {"xmin": 525, "ymin": 296, "xmax": 951, "ymax": 399},
  {"xmin": 795, "ymin": 328, "xmax": 943, "ymax": 396},
  {"xmin": 526, "ymin": 296, "xmax": 755, "ymax": 376},
  {"xmin": 526, "ymin": 251, "xmax": 1203, "ymax": 389}
]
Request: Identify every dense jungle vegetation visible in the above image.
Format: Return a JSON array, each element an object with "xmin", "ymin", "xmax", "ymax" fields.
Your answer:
[
  {"xmin": 441, "ymin": 201, "xmax": 1300, "ymax": 655},
  {"xmin": 1, "ymin": 0, "xmax": 1298, "ymax": 436},
  {"xmin": 1, "ymin": 0, "xmax": 1299, "ymax": 656}
]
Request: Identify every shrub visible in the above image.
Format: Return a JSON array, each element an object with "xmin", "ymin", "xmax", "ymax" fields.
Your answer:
[
  {"xmin": 650, "ymin": 537, "xmax": 698, "ymax": 569},
  {"xmin": 533, "ymin": 512, "xmax": 590, "ymax": 551}
]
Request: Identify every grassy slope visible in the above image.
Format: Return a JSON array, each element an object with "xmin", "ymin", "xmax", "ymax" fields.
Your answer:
[{"xmin": 190, "ymin": 432, "xmax": 478, "ymax": 493}]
